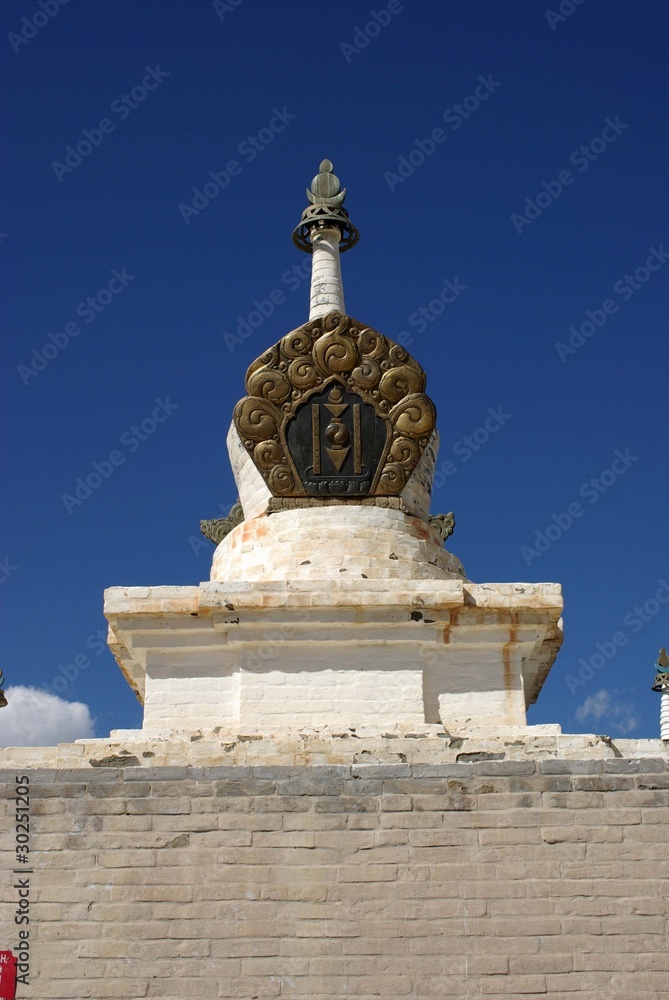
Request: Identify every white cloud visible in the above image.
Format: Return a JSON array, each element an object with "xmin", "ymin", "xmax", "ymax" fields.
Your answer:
[
  {"xmin": 575, "ymin": 688, "xmax": 638, "ymax": 736},
  {"xmin": 0, "ymin": 686, "xmax": 95, "ymax": 747}
]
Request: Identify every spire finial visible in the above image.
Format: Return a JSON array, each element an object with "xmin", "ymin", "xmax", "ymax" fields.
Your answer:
[
  {"xmin": 652, "ymin": 647, "xmax": 669, "ymax": 687},
  {"xmin": 309, "ymin": 160, "xmax": 343, "ymax": 203},
  {"xmin": 293, "ymin": 158, "xmax": 359, "ymax": 254}
]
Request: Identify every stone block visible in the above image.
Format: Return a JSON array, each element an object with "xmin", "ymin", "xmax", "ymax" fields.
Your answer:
[
  {"xmin": 479, "ymin": 974, "xmax": 547, "ymax": 993},
  {"xmin": 380, "ymin": 794, "xmax": 413, "ymax": 811},
  {"xmin": 538, "ymin": 758, "xmax": 603, "ymax": 775}
]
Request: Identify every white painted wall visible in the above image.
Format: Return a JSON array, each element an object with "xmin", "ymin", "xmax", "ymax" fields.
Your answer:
[{"xmin": 105, "ymin": 582, "xmax": 562, "ymax": 734}]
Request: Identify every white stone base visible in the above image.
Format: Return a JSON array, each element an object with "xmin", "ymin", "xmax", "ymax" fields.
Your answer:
[
  {"xmin": 104, "ymin": 580, "xmax": 563, "ymax": 734},
  {"xmin": 211, "ymin": 504, "xmax": 465, "ymax": 583}
]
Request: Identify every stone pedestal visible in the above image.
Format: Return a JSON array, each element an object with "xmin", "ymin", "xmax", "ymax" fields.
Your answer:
[
  {"xmin": 104, "ymin": 577, "xmax": 562, "ymax": 735},
  {"xmin": 211, "ymin": 504, "xmax": 464, "ymax": 583}
]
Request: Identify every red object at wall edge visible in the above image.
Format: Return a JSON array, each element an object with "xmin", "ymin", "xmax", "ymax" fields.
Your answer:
[{"xmin": 0, "ymin": 952, "xmax": 16, "ymax": 1000}]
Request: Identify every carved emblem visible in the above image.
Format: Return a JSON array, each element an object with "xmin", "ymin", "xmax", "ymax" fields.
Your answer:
[
  {"xmin": 233, "ymin": 311, "xmax": 436, "ymax": 499},
  {"xmin": 428, "ymin": 512, "xmax": 456, "ymax": 542},
  {"xmin": 200, "ymin": 500, "xmax": 244, "ymax": 545}
]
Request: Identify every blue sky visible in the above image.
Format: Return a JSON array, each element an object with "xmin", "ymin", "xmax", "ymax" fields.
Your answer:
[{"xmin": 2, "ymin": 0, "xmax": 668, "ymax": 743}]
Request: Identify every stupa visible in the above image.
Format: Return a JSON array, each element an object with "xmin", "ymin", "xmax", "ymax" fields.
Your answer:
[
  {"xmin": 4, "ymin": 162, "xmax": 667, "ymax": 1000},
  {"xmin": 104, "ymin": 160, "xmax": 563, "ymax": 738}
]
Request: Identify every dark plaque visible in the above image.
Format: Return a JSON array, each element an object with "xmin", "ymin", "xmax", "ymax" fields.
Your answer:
[{"xmin": 286, "ymin": 384, "xmax": 388, "ymax": 496}]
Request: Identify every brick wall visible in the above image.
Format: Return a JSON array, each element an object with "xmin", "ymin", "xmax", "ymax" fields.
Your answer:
[{"xmin": 2, "ymin": 758, "xmax": 669, "ymax": 999}]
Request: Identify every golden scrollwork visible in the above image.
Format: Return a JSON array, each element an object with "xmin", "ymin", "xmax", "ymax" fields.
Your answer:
[
  {"xmin": 351, "ymin": 359, "xmax": 382, "ymax": 390},
  {"xmin": 268, "ymin": 465, "xmax": 297, "ymax": 495},
  {"xmin": 246, "ymin": 367, "xmax": 292, "ymax": 405},
  {"xmin": 378, "ymin": 462, "xmax": 408, "ymax": 492},
  {"xmin": 390, "ymin": 394, "xmax": 436, "ymax": 439},
  {"xmin": 281, "ymin": 328, "xmax": 312, "ymax": 359},
  {"xmin": 357, "ymin": 327, "xmax": 387, "ymax": 359},
  {"xmin": 390, "ymin": 436, "xmax": 421, "ymax": 470},
  {"xmin": 288, "ymin": 356, "xmax": 319, "ymax": 389},
  {"xmin": 313, "ymin": 331, "xmax": 360, "ymax": 375},
  {"xmin": 233, "ymin": 311, "xmax": 436, "ymax": 498},
  {"xmin": 234, "ymin": 396, "xmax": 281, "ymax": 442},
  {"xmin": 254, "ymin": 440, "xmax": 283, "ymax": 470},
  {"xmin": 379, "ymin": 364, "xmax": 424, "ymax": 403}
]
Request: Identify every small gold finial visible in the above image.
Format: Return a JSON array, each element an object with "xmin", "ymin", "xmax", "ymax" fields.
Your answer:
[
  {"xmin": 652, "ymin": 648, "xmax": 669, "ymax": 693},
  {"xmin": 293, "ymin": 159, "xmax": 359, "ymax": 253},
  {"xmin": 308, "ymin": 160, "xmax": 344, "ymax": 204}
]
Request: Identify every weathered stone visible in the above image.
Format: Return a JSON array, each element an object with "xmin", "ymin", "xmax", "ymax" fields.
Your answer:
[{"xmin": 101, "ymin": 579, "xmax": 563, "ymax": 733}]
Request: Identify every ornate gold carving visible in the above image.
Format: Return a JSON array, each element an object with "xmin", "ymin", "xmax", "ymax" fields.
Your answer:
[
  {"xmin": 246, "ymin": 367, "xmax": 291, "ymax": 405},
  {"xmin": 289, "ymin": 356, "xmax": 319, "ymax": 390},
  {"xmin": 391, "ymin": 395, "xmax": 436, "ymax": 439},
  {"xmin": 233, "ymin": 311, "xmax": 436, "ymax": 499},
  {"xmin": 268, "ymin": 466, "xmax": 296, "ymax": 495},
  {"xmin": 390, "ymin": 437, "xmax": 421, "ymax": 470},
  {"xmin": 200, "ymin": 500, "xmax": 245, "ymax": 545},
  {"xmin": 428, "ymin": 512, "xmax": 456, "ymax": 543},
  {"xmin": 254, "ymin": 440, "xmax": 282, "ymax": 471},
  {"xmin": 235, "ymin": 396, "xmax": 281, "ymax": 442},
  {"xmin": 313, "ymin": 325, "xmax": 360, "ymax": 376},
  {"xmin": 378, "ymin": 462, "xmax": 408, "ymax": 492},
  {"xmin": 379, "ymin": 364, "xmax": 424, "ymax": 402}
]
